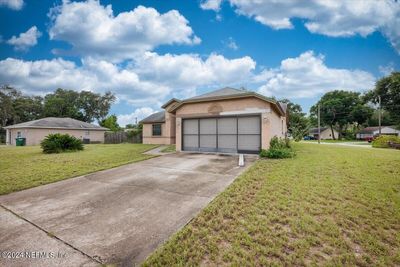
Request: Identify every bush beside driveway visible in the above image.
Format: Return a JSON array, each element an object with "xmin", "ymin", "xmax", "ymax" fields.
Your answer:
[
  {"xmin": 144, "ymin": 143, "xmax": 400, "ymax": 266},
  {"xmin": 0, "ymin": 144, "xmax": 157, "ymax": 195}
]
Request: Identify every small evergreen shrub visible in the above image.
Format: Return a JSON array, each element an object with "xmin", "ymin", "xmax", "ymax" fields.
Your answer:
[
  {"xmin": 265, "ymin": 148, "xmax": 295, "ymax": 159},
  {"xmin": 260, "ymin": 136, "xmax": 295, "ymax": 159},
  {"xmin": 41, "ymin": 133, "xmax": 84, "ymax": 154},
  {"xmin": 372, "ymin": 135, "xmax": 400, "ymax": 148},
  {"xmin": 259, "ymin": 149, "xmax": 268, "ymax": 157}
]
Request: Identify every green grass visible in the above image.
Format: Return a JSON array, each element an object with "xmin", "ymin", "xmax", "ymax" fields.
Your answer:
[
  {"xmin": 161, "ymin": 145, "xmax": 176, "ymax": 153},
  {"xmin": 304, "ymin": 139, "xmax": 365, "ymax": 143},
  {"xmin": 143, "ymin": 143, "xmax": 400, "ymax": 266},
  {"xmin": 0, "ymin": 144, "xmax": 157, "ymax": 195}
]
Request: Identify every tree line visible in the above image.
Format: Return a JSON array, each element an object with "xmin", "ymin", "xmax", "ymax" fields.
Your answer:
[
  {"xmin": 285, "ymin": 72, "xmax": 400, "ymax": 141},
  {"xmin": 0, "ymin": 86, "xmax": 117, "ymax": 142}
]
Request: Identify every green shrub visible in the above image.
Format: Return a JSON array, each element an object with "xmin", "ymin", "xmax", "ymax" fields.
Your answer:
[
  {"xmin": 259, "ymin": 149, "xmax": 268, "ymax": 157},
  {"xmin": 265, "ymin": 148, "xmax": 296, "ymax": 159},
  {"xmin": 270, "ymin": 136, "xmax": 291, "ymax": 149},
  {"xmin": 372, "ymin": 135, "xmax": 400, "ymax": 148},
  {"xmin": 41, "ymin": 133, "xmax": 84, "ymax": 154},
  {"xmin": 260, "ymin": 136, "xmax": 295, "ymax": 159}
]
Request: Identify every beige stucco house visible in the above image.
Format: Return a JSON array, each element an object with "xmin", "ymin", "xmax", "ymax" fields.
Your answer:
[
  {"xmin": 141, "ymin": 87, "xmax": 287, "ymax": 153},
  {"xmin": 5, "ymin": 117, "xmax": 108, "ymax": 146},
  {"xmin": 356, "ymin": 126, "xmax": 400, "ymax": 140},
  {"xmin": 309, "ymin": 127, "xmax": 339, "ymax": 140}
]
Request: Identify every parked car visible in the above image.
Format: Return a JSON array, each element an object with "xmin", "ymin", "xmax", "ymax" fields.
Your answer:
[
  {"xmin": 365, "ymin": 134, "xmax": 379, "ymax": 143},
  {"xmin": 303, "ymin": 136, "xmax": 315, "ymax": 140}
]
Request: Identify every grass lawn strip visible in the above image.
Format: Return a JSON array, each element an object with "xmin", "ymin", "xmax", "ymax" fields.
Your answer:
[
  {"xmin": 0, "ymin": 144, "xmax": 157, "ymax": 195},
  {"xmin": 143, "ymin": 143, "xmax": 400, "ymax": 266},
  {"xmin": 160, "ymin": 145, "xmax": 176, "ymax": 153}
]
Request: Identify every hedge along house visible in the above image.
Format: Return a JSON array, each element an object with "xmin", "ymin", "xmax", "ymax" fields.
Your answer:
[
  {"xmin": 4, "ymin": 117, "xmax": 108, "ymax": 146},
  {"xmin": 141, "ymin": 87, "xmax": 287, "ymax": 153}
]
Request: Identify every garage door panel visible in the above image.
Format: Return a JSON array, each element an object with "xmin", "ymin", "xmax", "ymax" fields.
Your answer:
[
  {"xmin": 183, "ymin": 119, "xmax": 198, "ymax": 134},
  {"xmin": 238, "ymin": 135, "xmax": 260, "ymax": 152},
  {"xmin": 218, "ymin": 135, "xmax": 237, "ymax": 153},
  {"xmin": 200, "ymin": 119, "xmax": 217, "ymax": 134},
  {"xmin": 218, "ymin": 118, "xmax": 237, "ymax": 134},
  {"xmin": 200, "ymin": 135, "xmax": 217, "ymax": 149},
  {"xmin": 182, "ymin": 116, "xmax": 260, "ymax": 153},
  {"xmin": 238, "ymin": 117, "xmax": 260, "ymax": 134},
  {"xmin": 183, "ymin": 135, "xmax": 198, "ymax": 150}
]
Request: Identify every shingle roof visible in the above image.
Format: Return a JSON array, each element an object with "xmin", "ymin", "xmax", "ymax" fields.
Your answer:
[
  {"xmin": 357, "ymin": 126, "xmax": 397, "ymax": 134},
  {"xmin": 140, "ymin": 111, "xmax": 165, "ymax": 124},
  {"xmin": 186, "ymin": 87, "xmax": 249, "ymax": 100},
  {"xmin": 309, "ymin": 127, "xmax": 329, "ymax": 134},
  {"xmin": 4, "ymin": 117, "xmax": 108, "ymax": 130}
]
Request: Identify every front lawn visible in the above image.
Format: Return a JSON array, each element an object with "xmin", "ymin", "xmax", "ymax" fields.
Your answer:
[
  {"xmin": 144, "ymin": 143, "xmax": 400, "ymax": 266},
  {"xmin": 0, "ymin": 144, "xmax": 157, "ymax": 195},
  {"xmin": 161, "ymin": 145, "xmax": 176, "ymax": 153}
]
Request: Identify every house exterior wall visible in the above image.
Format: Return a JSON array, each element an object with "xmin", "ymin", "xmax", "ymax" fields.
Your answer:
[
  {"xmin": 356, "ymin": 127, "xmax": 400, "ymax": 139},
  {"xmin": 142, "ymin": 122, "xmax": 174, "ymax": 145},
  {"xmin": 142, "ymin": 101, "xmax": 177, "ymax": 145},
  {"xmin": 6, "ymin": 128, "xmax": 105, "ymax": 146},
  {"xmin": 320, "ymin": 129, "xmax": 338, "ymax": 140},
  {"xmin": 174, "ymin": 97, "xmax": 286, "ymax": 152}
]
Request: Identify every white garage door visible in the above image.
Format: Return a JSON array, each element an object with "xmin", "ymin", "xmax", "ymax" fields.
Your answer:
[{"xmin": 182, "ymin": 116, "xmax": 261, "ymax": 153}]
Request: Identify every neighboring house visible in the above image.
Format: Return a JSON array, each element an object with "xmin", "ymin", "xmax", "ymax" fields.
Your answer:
[
  {"xmin": 356, "ymin": 126, "xmax": 400, "ymax": 140},
  {"xmin": 140, "ymin": 87, "xmax": 287, "ymax": 153},
  {"xmin": 309, "ymin": 127, "xmax": 339, "ymax": 140},
  {"xmin": 4, "ymin": 117, "xmax": 108, "ymax": 146}
]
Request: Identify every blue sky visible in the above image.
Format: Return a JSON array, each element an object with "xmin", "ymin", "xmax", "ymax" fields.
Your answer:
[{"xmin": 1, "ymin": 0, "xmax": 399, "ymax": 125}]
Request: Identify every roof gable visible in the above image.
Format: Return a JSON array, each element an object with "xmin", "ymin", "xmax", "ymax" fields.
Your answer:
[{"xmin": 167, "ymin": 87, "xmax": 285, "ymax": 116}]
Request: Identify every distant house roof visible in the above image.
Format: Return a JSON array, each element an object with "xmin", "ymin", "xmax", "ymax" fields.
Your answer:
[
  {"xmin": 4, "ymin": 117, "xmax": 108, "ymax": 131},
  {"xmin": 163, "ymin": 87, "xmax": 285, "ymax": 115},
  {"xmin": 357, "ymin": 126, "xmax": 398, "ymax": 134},
  {"xmin": 309, "ymin": 127, "xmax": 330, "ymax": 134},
  {"xmin": 140, "ymin": 111, "xmax": 165, "ymax": 124}
]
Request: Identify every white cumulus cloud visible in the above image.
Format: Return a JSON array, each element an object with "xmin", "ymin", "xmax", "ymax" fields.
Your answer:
[
  {"xmin": 200, "ymin": 0, "xmax": 222, "ymax": 11},
  {"xmin": 7, "ymin": 26, "xmax": 41, "ymax": 51},
  {"xmin": 0, "ymin": 52, "xmax": 256, "ymax": 106},
  {"xmin": 257, "ymin": 51, "xmax": 376, "ymax": 98},
  {"xmin": 200, "ymin": 0, "xmax": 400, "ymax": 53},
  {"xmin": 133, "ymin": 52, "xmax": 255, "ymax": 91},
  {"xmin": 0, "ymin": 0, "xmax": 23, "ymax": 10},
  {"xmin": 49, "ymin": 0, "xmax": 201, "ymax": 62},
  {"xmin": 117, "ymin": 107, "xmax": 155, "ymax": 127}
]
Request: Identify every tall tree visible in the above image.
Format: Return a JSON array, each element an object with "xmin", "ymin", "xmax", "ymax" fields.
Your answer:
[
  {"xmin": 78, "ymin": 91, "xmax": 115, "ymax": 122},
  {"xmin": 100, "ymin": 115, "xmax": 120, "ymax": 131},
  {"xmin": 365, "ymin": 72, "xmax": 400, "ymax": 126},
  {"xmin": 43, "ymin": 89, "xmax": 83, "ymax": 120},
  {"xmin": 43, "ymin": 89, "xmax": 115, "ymax": 123},
  {"xmin": 0, "ymin": 85, "xmax": 19, "ymax": 127},
  {"xmin": 310, "ymin": 90, "xmax": 372, "ymax": 139},
  {"xmin": 279, "ymin": 99, "xmax": 309, "ymax": 141},
  {"xmin": 13, "ymin": 96, "xmax": 43, "ymax": 123}
]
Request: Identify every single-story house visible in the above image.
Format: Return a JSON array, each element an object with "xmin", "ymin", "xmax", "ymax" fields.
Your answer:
[
  {"xmin": 4, "ymin": 117, "xmax": 108, "ymax": 146},
  {"xmin": 309, "ymin": 127, "xmax": 339, "ymax": 140},
  {"xmin": 356, "ymin": 126, "xmax": 400, "ymax": 140},
  {"xmin": 140, "ymin": 87, "xmax": 287, "ymax": 153}
]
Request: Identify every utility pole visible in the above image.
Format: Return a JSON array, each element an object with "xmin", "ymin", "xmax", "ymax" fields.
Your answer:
[
  {"xmin": 135, "ymin": 117, "xmax": 138, "ymax": 126},
  {"xmin": 378, "ymin": 95, "xmax": 382, "ymax": 136},
  {"xmin": 318, "ymin": 104, "xmax": 321, "ymax": 144}
]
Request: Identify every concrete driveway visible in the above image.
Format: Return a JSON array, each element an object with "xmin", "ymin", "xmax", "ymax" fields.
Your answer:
[{"xmin": 0, "ymin": 153, "xmax": 256, "ymax": 266}]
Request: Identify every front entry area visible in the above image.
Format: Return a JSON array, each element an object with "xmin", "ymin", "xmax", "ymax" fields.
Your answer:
[{"xmin": 182, "ymin": 116, "xmax": 261, "ymax": 154}]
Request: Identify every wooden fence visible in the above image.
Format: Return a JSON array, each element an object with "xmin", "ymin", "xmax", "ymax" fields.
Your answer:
[{"xmin": 104, "ymin": 131, "xmax": 142, "ymax": 144}]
